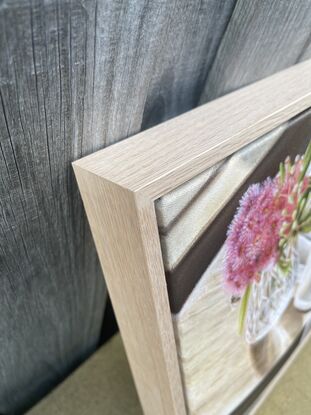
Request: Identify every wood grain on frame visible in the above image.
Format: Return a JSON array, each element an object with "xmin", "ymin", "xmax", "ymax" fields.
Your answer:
[
  {"xmin": 73, "ymin": 61, "xmax": 311, "ymax": 415},
  {"xmin": 76, "ymin": 60, "xmax": 311, "ymax": 199},
  {"xmin": 72, "ymin": 169, "xmax": 187, "ymax": 415}
]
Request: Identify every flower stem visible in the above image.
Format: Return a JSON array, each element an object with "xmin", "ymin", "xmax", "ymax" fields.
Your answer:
[
  {"xmin": 238, "ymin": 284, "xmax": 251, "ymax": 335},
  {"xmin": 299, "ymin": 141, "xmax": 311, "ymax": 183}
]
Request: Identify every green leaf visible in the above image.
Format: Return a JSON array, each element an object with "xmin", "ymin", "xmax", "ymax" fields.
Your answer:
[
  {"xmin": 238, "ymin": 284, "xmax": 251, "ymax": 335},
  {"xmin": 299, "ymin": 140, "xmax": 311, "ymax": 182},
  {"xmin": 301, "ymin": 223, "xmax": 311, "ymax": 233},
  {"xmin": 279, "ymin": 162, "xmax": 285, "ymax": 184},
  {"xmin": 300, "ymin": 215, "xmax": 311, "ymax": 228},
  {"xmin": 296, "ymin": 189, "xmax": 310, "ymax": 222},
  {"xmin": 277, "ymin": 255, "xmax": 292, "ymax": 275},
  {"xmin": 300, "ymin": 208, "xmax": 311, "ymax": 224}
]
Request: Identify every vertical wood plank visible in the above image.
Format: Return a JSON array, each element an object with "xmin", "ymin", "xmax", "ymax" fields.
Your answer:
[
  {"xmin": 201, "ymin": 0, "xmax": 311, "ymax": 102},
  {"xmin": 0, "ymin": 1, "xmax": 107, "ymax": 412}
]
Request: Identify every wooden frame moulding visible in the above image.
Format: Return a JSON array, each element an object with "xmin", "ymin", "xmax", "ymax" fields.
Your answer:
[{"xmin": 73, "ymin": 60, "xmax": 311, "ymax": 415}]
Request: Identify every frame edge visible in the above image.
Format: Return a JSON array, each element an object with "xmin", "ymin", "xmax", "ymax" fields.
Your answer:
[{"xmin": 73, "ymin": 163, "xmax": 187, "ymax": 415}]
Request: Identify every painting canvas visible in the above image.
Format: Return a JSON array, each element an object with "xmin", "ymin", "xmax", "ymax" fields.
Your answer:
[{"xmin": 155, "ymin": 109, "xmax": 311, "ymax": 415}]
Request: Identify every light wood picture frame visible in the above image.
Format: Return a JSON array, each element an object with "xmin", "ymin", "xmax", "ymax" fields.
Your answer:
[{"xmin": 73, "ymin": 60, "xmax": 311, "ymax": 415}]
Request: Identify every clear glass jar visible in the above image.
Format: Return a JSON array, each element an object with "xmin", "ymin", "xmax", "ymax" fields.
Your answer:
[{"xmin": 245, "ymin": 245, "xmax": 298, "ymax": 344}]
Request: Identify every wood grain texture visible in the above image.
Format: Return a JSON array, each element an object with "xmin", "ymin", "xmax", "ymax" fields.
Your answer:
[
  {"xmin": 74, "ymin": 66, "xmax": 311, "ymax": 415},
  {"xmin": 201, "ymin": 0, "xmax": 311, "ymax": 102},
  {"xmin": 0, "ymin": 0, "xmax": 234, "ymax": 412},
  {"xmin": 73, "ymin": 166, "xmax": 187, "ymax": 415},
  {"xmin": 0, "ymin": 2, "xmax": 106, "ymax": 413},
  {"xmin": 76, "ymin": 60, "xmax": 311, "ymax": 199},
  {"xmin": 3, "ymin": 0, "xmax": 311, "ymax": 412}
]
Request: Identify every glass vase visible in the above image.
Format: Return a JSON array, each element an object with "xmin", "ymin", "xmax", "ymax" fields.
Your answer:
[{"xmin": 245, "ymin": 246, "xmax": 298, "ymax": 344}]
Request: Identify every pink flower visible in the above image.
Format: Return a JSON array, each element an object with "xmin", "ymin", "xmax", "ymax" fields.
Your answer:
[
  {"xmin": 224, "ymin": 152, "xmax": 310, "ymax": 296},
  {"xmin": 224, "ymin": 179, "xmax": 282, "ymax": 294},
  {"xmin": 275, "ymin": 158, "xmax": 309, "ymax": 234}
]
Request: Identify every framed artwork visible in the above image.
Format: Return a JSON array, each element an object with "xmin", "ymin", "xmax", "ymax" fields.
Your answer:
[{"xmin": 73, "ymin": 60, "xmax": 311, "ymax": 415}]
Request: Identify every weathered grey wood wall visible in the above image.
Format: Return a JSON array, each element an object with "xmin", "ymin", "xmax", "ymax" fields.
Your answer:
[
  {"xmin": 0, "ymin": 0, "xmax": 311, "ymax": 413},
  {"xmin": 201, "ymin": 0, "xmax": 311, "ymax": 102}
]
